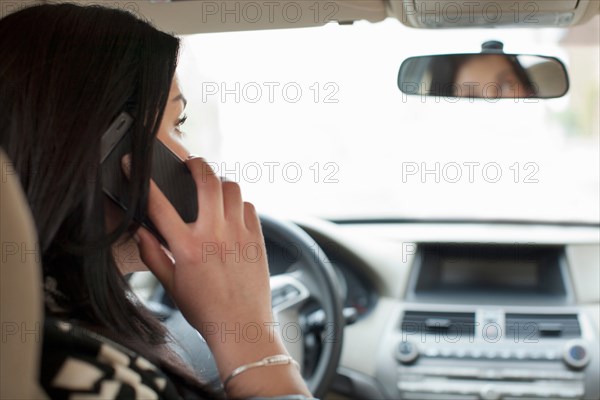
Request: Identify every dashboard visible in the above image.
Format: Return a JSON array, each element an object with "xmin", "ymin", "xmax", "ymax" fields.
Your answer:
[
  {"xmin": 131, "ymin": 218, "xmax": 599, "ymax": 399},
  {"xmin": 294, "ymin": 218, "xmax": 600, "ymax": 400}
]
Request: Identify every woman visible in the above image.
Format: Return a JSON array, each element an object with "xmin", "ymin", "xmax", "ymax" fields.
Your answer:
[
  {"xmin": 452, "ymin": 54, "xmax": 535, "ymax": 98},
  {"xmin": 427, "ymin": 54, "xmax": 535, "ymax": 98},
  {"xmin": 0, "ymin": 4, "xmax": 311, "ymax": 399}
]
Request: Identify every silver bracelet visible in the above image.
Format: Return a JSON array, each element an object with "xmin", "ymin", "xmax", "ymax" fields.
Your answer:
[{"xmin": 223, "ymin": 354, "xmax": 300, "ymax": 390}]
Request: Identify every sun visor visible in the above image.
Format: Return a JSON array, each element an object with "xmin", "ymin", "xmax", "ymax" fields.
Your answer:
[{"xmin": 388, "ymin": 0, "xmax": 599, "ymax": 28}]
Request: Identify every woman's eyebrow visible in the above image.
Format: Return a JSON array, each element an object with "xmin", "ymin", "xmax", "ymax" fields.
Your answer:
[{"xmin": 172, "ymin": 93, "xmax": 187, "ymax": 108}]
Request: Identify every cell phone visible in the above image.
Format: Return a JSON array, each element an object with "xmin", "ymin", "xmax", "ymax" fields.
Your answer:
[{"xmin": 101, "ymin": 112, "xmax": 198, "ymax": 246}]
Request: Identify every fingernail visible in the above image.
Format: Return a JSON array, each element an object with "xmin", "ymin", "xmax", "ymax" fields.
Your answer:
[
  {"xmin": 121, "ymin": 154, "xmax": 131, "ymax": 177},
  {"xmin": 186, "ymin": 154, "xmax": 202, "ymax": 160},
  {"xmin": 133, "ymin": 233, "xmax": 140, "ymax": 243}
]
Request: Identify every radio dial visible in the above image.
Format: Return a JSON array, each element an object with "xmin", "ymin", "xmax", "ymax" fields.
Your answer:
[
  {"xmin": 563, "ymin": 339, "xmax": 590, "ymax": 369},
  {"xmin": 396, "ymin": 340, "xmax": 419, "ymax": 364}
]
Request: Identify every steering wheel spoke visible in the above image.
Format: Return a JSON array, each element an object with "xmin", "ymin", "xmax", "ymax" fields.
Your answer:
[
  {"xmin": 270, "ymin": 273, "xmax": 310, "ymax": 312},
  {"xmin": 270, "ymin": 274, "xmax": 310, "ymax": 371}
]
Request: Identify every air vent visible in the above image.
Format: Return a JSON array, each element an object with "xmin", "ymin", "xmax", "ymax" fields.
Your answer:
[
  {"xmin": 401, "ymin": 311, "xmax": 475, "ymax": 336},
  {"xmin": 505, "ymin": 314, "xmax": 581, "ymax": 340}
]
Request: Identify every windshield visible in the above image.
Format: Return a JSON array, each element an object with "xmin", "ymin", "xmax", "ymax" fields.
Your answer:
[{"xmin": 176, "ymin": 18, "xmax": 599, "ymax": 223}]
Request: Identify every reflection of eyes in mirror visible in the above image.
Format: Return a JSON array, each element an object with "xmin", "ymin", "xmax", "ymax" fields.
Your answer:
[
  {"xmin": 452, "ymin": 54, "xmax": 535, "ymax": 98},
  {"xmin": 398, "ymin": 53, "xmax": 569, "ymax": 99}
]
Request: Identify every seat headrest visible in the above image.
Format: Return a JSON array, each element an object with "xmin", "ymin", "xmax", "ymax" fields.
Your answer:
[{"xmin": 0, "ymin": 148, "xmax": 47, "ymax": 398}]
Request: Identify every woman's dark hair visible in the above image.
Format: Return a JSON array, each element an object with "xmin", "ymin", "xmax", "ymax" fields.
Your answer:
[
  {"xmin": 427, "ymin": 55, "xmax": 473, "ymax": 97},
  {"xmin": 0, "ymin": 4, "xmax": 216, "ymax": 397}
]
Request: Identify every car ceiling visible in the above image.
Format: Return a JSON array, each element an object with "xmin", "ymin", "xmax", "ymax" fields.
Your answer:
[{"xmin": 7, "ymin": 0, "xmax": 599, "ymax": 34}]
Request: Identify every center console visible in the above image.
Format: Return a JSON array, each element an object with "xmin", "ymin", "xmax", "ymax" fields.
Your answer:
[{"xmin": 375, "ymin": 244, "xmax": 600, "ymax": 400}]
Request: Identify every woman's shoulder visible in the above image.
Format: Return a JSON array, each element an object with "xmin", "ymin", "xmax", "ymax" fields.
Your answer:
[{"xmin": 40, "ymin": 317, "xmax": 185, "ymax": 399}]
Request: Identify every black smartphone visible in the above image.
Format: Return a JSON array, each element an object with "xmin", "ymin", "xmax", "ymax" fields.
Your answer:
[{"xmin": 101, "ymin": 112, "xmax": 198, "ymax": 246}]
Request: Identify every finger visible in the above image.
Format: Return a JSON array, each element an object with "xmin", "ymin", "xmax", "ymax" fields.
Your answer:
[
  {"xmin": 185, "ymin": 158, "xmax": 224, "ymax": 221},
  {"xmin": 222, "ymin": 181, "xmax": 243, "ymax": 222},
  {"xmin": 243, "ymin": 201, "xmax": 261, "ymax": 232},
  {"xmin": 135, "ymin": 227, "xmax": 174, "ymax": 290},
  {"xmin": 146, "ymin": 178, "xmax": 187, "ymax": 245}
]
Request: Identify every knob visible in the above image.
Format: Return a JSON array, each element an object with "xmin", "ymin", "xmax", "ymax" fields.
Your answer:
[
  {"xmin": 563, "ymin": 339, "xmax": 590, "ymax": 369},
  {"xmin": 395, "ymin": 340, "xmax": 419, "ymax": 364}
]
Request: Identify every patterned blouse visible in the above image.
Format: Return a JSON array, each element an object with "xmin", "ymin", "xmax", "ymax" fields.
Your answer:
[{"xmin": 40, "ymin": 318, "xmax": 315, "ymax": 400}]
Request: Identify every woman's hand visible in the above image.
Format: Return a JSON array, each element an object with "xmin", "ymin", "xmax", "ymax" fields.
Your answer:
[
  {"xmin": 125, "ymin": 156, "xmax": 310, "ymax": 398},
  {"xmin": 133, "ymin": 157, "xmax": 271, "ymax": 334}
]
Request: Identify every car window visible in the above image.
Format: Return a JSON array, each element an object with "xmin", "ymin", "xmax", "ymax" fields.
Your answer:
[{"xmin": 176, "ymin": 18, "xmax": 599, "ymax": 223}]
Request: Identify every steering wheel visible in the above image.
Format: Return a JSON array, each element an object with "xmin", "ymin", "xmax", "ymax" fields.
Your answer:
[{"xmin": 147, "ymin": 215, "xmax": 344, "ymax": 398}]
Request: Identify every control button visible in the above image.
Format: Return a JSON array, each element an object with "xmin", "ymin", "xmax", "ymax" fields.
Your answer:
[
  {"xmin": 396, "ymin": 341, "xmax": 419, "ymax": 364},
  {"xmin": 424, "ymin": 347, "xmax": 439, "ymax": 357},
  {"xmin": 530, "ymin": 350, "xmax": 542, "ymax": 360},
  {"xmin": 563, "ymin": 339, "xmax": 591, "ymax": 369},
  {"xmin": 483, "ymin": 324, "xmax": 500, "ymax": 341},
  {"xmin": 455, "ymin": 348, "xmax": 466, "ymax": 358},
  {"xmin": 484, "ymin": 349, "xmax": 498, "ymax": 359},
  {"xmin": 515, "ymin": 349, "xmax": 527, "ymax": 360},
  {"xmin": 500, "ymin": 349, "xmax": 511, "ymax": 359},
  {"xmin": 480, "ymin": 385, "xmax": 501, "ymax": 400},
  {"xmin": 470, "ymin": 348, "xmax": 483, "ymax": 359},
  {"xmin": 545, "ymin": 349, "xmax": 558, "ymax": 360}
]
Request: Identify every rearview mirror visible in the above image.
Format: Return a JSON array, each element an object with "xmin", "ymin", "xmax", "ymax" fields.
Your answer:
[{"xmin": 398, "ymin": 41, "xmax": 569, "ymax": 99}]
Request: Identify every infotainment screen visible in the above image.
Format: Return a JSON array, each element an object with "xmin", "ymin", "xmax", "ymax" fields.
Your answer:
[
  {"xmin": 413, "ymin": 244, "xmax": 567, "ymax": 298},
  {"xmin": 440, "ymin": 258, "xmax": 539, "ymax": 288}
]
